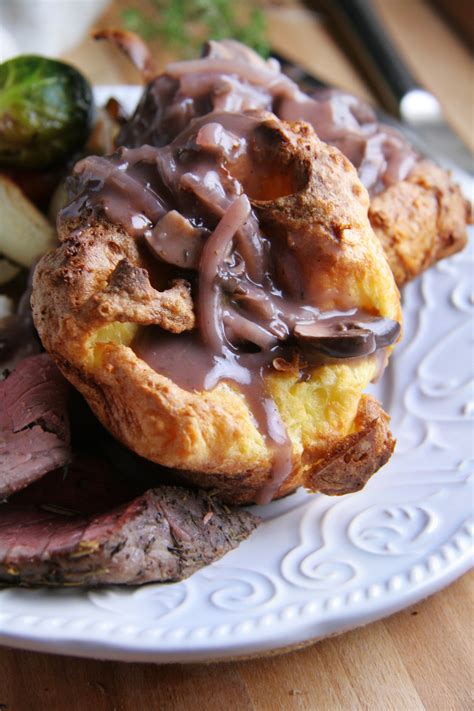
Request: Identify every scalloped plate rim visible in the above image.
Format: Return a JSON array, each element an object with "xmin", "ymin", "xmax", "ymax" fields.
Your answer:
[
  {"xmin": 0, "ymin": 85, "xmax": 472, "ymax": 663},
  {"xmin": 0, "ymin": 556, "xmax": 471, "ymax": 663}
]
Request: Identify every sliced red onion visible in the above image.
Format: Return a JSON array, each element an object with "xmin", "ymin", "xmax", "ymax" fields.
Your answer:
[
  {"xmin": 232, "ymin": 283, "xmax": 278, "ymax": 321},
  {"xmin": 196, "ymin": 123, "xmax": 240, "ymax": 158},
  {"xmin": 204, "ymin": 39, "xmax": 274, "ymax": 69},
  {"xmin": 199, "ymin": 195, "xmax": 251, "ymax": 352},
  {"xmin": 180, "ymin": 171, "xmax": 229, "ymax": 214},
  {"xmin": 235, "ymin": 219, "xmax": 266, "ymax": 283},
  {"xmin": 165, "ymin": 58, "xmax": 294, "ymax": 94},
  {"xmin": 223, "ymin": 310, "xmax": 278, "ymax": 351},
  {"xmin": 71, "ymin": 154, "xmax": 165, "ymax": 231}
]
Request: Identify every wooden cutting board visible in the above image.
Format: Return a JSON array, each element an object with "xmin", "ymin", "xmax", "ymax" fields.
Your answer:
[
  {"xmin": 1, "ymin": 575, "xmax": 472, "ymax": 710},
  {"xmin": 1, "ymin": 2, "xmax": 473, "ymax": 709}
]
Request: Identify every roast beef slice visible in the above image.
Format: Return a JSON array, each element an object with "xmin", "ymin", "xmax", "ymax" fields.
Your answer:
[
  {"xmin": 0, "ymin": 353, "xmax": 70, "ymax": 497},
  {"xmin": 0, "ymin": 483, "xmax": 259, "ymax": 586}
]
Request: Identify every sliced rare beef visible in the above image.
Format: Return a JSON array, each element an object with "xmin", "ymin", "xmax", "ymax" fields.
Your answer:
[
  {"xmin": 10, "ymin": 455, "xmax": 143, "ymax": 513},
  {"xmin": 0, "ymin": 458, "xmax": 259, "ymax": 586},
  {"xmin": 0, "ymin": 353, "xmax": 71, "ymax": 498}
]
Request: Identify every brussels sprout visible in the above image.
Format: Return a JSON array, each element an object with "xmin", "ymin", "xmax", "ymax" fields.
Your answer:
[{"xmin": 0, "ymin": 55, "xmax": 94, "ymax": 169}]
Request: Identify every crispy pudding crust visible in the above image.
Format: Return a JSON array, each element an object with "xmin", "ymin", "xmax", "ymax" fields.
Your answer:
[
  {"xmin": 32, "ymin": 115, "xmax": 401, "ymax": 504},
  {"xmin": 370, "ymin": 161, "xmax": 469, "ymax": 286}
]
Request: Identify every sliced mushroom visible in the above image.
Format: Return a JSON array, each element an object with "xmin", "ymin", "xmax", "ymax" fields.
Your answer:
[
  {"xmin": 145, "ymin": 210, "xmax": 208, "ymax": 269},
  {"xmin": 359, "ymin": 317, "xmax": 401, "ymax": 349},
  {"xmin": 295, "ymin": 320, "xmax": 376, "ymax": 359},
  {"xmin": 294, "ymin": 317, "xmax": 400, "ymax": 359}
]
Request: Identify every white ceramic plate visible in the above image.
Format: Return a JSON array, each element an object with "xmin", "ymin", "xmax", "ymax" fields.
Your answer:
[{"xmin": 0, "ymin": 87, "xmax": 472, "ymax": 663}]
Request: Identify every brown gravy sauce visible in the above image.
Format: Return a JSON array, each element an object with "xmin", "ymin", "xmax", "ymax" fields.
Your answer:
[
  {"xmin": 62, "ymin": 110, "xmax": 399, "ymax": 504},
  {"xmin": 119, "ymin": 39, "xmax": 418, "ymax": 197},
  {"xmin": 133, "ymin": 329, "xmax": 295, "ymax": 504}
]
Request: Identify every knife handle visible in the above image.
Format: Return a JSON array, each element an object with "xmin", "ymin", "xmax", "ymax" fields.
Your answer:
[{"xmin": 320, "ymin": 0, "xmax": 421, "ymax": 114}]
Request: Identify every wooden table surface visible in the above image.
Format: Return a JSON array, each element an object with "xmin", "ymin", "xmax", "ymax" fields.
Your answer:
[{"xmin": 2, "ymin": 2, "xmax": 473, "ymax": 709}]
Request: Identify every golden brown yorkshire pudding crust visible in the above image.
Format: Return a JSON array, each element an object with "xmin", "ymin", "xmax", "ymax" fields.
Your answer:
[
  {"xmin": 370, "ymin": 161, "xmax": 470, "ymax": 286},
  {"xmin": 157, "ymin": 394, "xmax": 395, "ymax": 504},
  {"xmin": 304, "ymin": 394, "xmax": 395, "ymax": 496},
  {"xmin": 33, "ymin": 114, "xmax": 401, "ymax": 505},
  {"xmin": 34, "ymin": 218, "xmax": 194, "ymax": 339}
]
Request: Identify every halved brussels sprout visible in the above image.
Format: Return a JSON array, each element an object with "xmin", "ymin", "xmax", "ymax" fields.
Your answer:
[{"xmin": 0, "ymin": 55, "xmax": 94, "ymax": 169}]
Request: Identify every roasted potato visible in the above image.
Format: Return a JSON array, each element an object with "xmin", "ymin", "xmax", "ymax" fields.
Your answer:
[{"xmin": 0, "ymin": 175, "xmax": 55, "ymax": 269}]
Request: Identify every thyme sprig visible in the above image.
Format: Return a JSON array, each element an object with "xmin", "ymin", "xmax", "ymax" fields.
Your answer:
[{"xmin": 122, "ymin": 0, "xmax": 269, "ymax": 57}]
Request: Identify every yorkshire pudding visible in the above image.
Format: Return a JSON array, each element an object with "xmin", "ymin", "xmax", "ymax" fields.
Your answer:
[
  {"xmin": 119, "ymin": 39, "xmax": 469, "ymax": 287},
  {"xmin": 32, "ymin": 111, "xmax": 401, "ymax": 504}
]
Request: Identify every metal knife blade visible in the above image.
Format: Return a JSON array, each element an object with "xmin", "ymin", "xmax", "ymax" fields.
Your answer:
[{"xmin": 301, "ymin": 0, "xmax": 473, "ymax": 179}]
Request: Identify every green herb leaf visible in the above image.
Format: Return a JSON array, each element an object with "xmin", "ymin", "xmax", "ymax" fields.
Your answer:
[{"xmin": 122, "ymin": 0, "xmax": 269, "ymax": 57}]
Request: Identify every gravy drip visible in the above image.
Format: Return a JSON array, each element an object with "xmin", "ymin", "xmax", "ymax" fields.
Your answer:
[
  {"xmin": 62, "ymin": 111, "xmax": 399, "ymax": 503},
  {"xmin": 119, "ymin": 39, "xmax": 418, "ymax": 196},
  {"xmin": 133, "ymin": 329, "xmax": 296, "ymax": 504}
]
